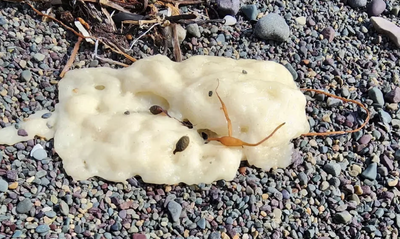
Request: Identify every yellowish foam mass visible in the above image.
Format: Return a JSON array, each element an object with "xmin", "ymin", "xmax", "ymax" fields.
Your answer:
[{"xmin": 0, "ymin": 55, "xmax": 310, "ymax": 184}]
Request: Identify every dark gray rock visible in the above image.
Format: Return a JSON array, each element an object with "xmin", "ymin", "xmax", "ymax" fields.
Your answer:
[
  {"xmin": 216, "ymin": 0, "xmax": 240, "ymax": 17},
  {"xmin": 368, "ymin": 87, "xmax": 385, "ymax": 106},
  {"xmin": 385, "ymin": 87, "xmax": 400, "ymax": 103},
  {"xmin": 241, "ymin": 4, "xmax": 258, "ymax": 21},
  {"xmin": 21, "ymin": 70, "xmax": 32, "ymax": 82},
  {"xmin": 16, "ymin": 198, "xmax": 33, "ymax": 214},
  {"xmin": 361, "ymin": 163, "xmax": 377, "ymax": 180},
  {"xmin": 167, "ymin": 200, "xmax": 182, "ymax": 222},
  {"xmin": 186, "ymin": 24, "xmax": 201, "ymax": 38},
  {"xmin": 254, "ymin": 13, "xmax": 290, "ymax": 42},
  {"xmin": 321, "ymin": 27, "xmax": 335, "ymax": 42},
  {"xmin": 324, "ymin": 163, "xmax": 342, "ymax": 176},
  {"xmin": 334, "ymin": 211, "xmax": 352, "ymax": 224}
]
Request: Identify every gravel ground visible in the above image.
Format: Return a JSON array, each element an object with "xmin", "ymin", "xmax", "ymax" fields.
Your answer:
[{"xmin": 1, "ymin": 0, "xmax": 400, "ymax": 238}]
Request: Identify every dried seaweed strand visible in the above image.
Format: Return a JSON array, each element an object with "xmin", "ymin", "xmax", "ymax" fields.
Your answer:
[
  {"xmin": 300, "ymin": 88, "xmax": 370, "ymax": 137},
  {"xmin": 82, "ymin": 0, "xmax": 131, "ymax": 13},
  {"xmin": 60, "ymin": 37, "xmax": 83, "ymax": 78},
  {"xmin": 25, "ymin": 2, "xmax": 87, "ymax": 39},
  {"xmin": 26, "ymin": 2, "xmax": 137, "ymax": 63}
]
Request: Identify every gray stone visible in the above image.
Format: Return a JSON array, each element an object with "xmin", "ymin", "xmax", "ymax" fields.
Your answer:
[
  {"xmin": 45, "ymin": 211, "xmax": 56, "ymax": 218},
  {"xmin": 298, "ymin": 171, "xmax": 308, "ymax": 185},
  {"xmin": 216, "ymin": 0, "xmax": 240, "ymax": 17},
  {"xmin": 60, "ymin": 200, "xmax": 69, "ymax": 216},
  {"xmin": 327, "ymin": 98, "xmax": 342, "ymax": 107},
  {"xmin": 378, "ymin": 109, "xmax": 392, "ymax": 124},
  {"xmin": 33, "ymin": 53, "xmax": 45, "ymax": 62},
  {"xmin": 361, "ymin": 163, "xmax": 377, "ymax": 180},
  {"xmin": 32, "ymin": 148, "xmax": 47, "ymax": 160},
  {"xmin": 36, "ymin": 224, "xmax": 50, "ymax": 233},
  {"xmin": 323, "ymin": 163, "xmax": 342, "ymax": 176},
  {"xmin": 241, "ymin": 5, "xmax": 258, "ymax": 21},
  {"xmin": 368, "ymin": 87, "xmax": 385, "ymax": 106},
  {"xmin": 216, "ymin": 34, "xmax": 225, "ymax": 43},
  {"xmin": 12, "ymin": 230, "xmax": 22, "ymax": 238},
  {"xmin": 375, "ymin": 208, "xmax": 384, "ymax": 218},
  {"xmin": 0, "ymin": 16, "xmax": 6, "ymax": 25},
  {"xmin": 371, "ymin": 17, "xmax": 400, "ymax": 48},
  {"xmin": 209, "ymin": 232, "xmax": 221, "ymax": 239},
  {"xmin": 0, "ymin": 179, "xmax": 7, "ymax": 192},
  {"xmin": 295, "ymin": 16, "xmax": 306, "ymax": 25},
  {"xmin": 348, "ymin": 0, "xmax": 367, "ymax": 8},
  {"xmin": 197, "ymin": 218, "xmax": 206, "ymax": 229},
  {"xmin": 16, "ymin": 198, "xmax": 33, "ymax": 214},
  {"xmin": 254, "ymin": 13, "xmax": 290, "ymax": 42},
  {"xmin": 367, "ymin": 0, "xmax": 386, "ymax": 16},
  {"xmin": 21, "ymin": 70, "xmax": 32, "ymax": 82},
  {"xmin": 334, "ymin": 211, "xmax": 352, "ymax": 224},
  {"xmin": 186, "ymin": 24, "xmax": 201, "ymax": 38},
  {"xmin": 167, "ymin": 200, "xmax": 182, "ymax": 222}
]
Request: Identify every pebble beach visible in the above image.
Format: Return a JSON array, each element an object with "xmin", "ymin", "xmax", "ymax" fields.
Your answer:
[{"xmin": 1, "ymin": 0, "xmax": 400, "ymax": 238}]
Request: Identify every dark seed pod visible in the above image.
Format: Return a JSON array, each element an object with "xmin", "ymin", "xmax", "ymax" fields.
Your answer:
[
  {"xmin": 242, "ymin": 70, "xmax": 247, "ymax": 74},
  {"xmin": 17, "ymin": 129, "xmax": 28, "ymax": 137},
  {"xmin": 208, "ymin": 91, "xmax": 213, "ymax": 97},
  {"xmin": 124, "ymin": 111, "xmax": 130, "ymax": 115},
  {"xmin": 181, "ymin": 119, "xmax": 193, "ymax": 129},
  {"xmin": 149, "ymin": 105, "xmax": 164, "ymax": 115},
  {"xmin": 41, "ymin": 113, "xmax": 52, "ymax": 119},
  {"xmin": 173, "ymin": 136, "xmax": 190, "ymax": 154}
]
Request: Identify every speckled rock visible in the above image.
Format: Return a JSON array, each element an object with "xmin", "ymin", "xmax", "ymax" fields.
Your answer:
[
  {"xmin": 216, "ymin": 0, "xmax": 240, "ymax": 16},
  {"xmin": 371, "ymin": 17, "xmax": 400, "ymax": 48},
  {"xmin": 254, "ymin": 13, "xmax": 290, "ymax": 42},
  {"xmin": 348, "ymin": 0, "xmax": 367, "ymax": 8}
]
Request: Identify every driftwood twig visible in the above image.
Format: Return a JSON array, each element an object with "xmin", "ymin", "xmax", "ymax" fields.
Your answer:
[{"xmin": 60, "ymin": 37, "xmax": 83, "ymax": 77}]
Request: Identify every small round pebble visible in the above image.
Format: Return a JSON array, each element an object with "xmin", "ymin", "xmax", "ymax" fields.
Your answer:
[
  {"xmin": 0, "ymin": 179, "xmax": 8, "ymax": 192},
  {"xmin": 323, "ymin": 162, "xmax": 342, "ymax": 176},
  {"xmin": 36, "ymin": 224, "xmax": 50, "ymax": 233},
  {"xmin": 16, "ymin": 198, "xmax": 33, "ymax": 214},
  {"xmin": 334, "ymin": 211, "xmax": 353, "ymax": 224},
  {"xmin": 32, "ymin": 148, "xmax": 48, "ymax": 160},
  {"xmin": 367, "ymin": 0, "xmax": 386, "ymax": 16}
]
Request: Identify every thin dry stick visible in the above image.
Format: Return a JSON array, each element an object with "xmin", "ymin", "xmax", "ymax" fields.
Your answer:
[
  {"xmin": 300, "ymin": 88, "xmax": 370, "ymax": 136},
  {"xmin": 60, "ymin": 37, "xmax": 83, "ymax": 78},
  {"xmin": 171, "ymin": 23, "xmax": 182, "ymax": 62}
]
